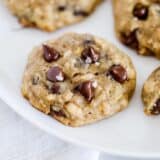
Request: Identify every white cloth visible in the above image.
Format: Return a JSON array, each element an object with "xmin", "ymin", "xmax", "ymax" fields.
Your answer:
[{"xmin": 0, "ymin": 99, "xmax": 124, "ymax": 160}]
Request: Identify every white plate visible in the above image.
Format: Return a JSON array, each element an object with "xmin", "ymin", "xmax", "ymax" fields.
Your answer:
[{"xmin": 0, "ymin": 0, "xmax": 160, "ymax": 159}]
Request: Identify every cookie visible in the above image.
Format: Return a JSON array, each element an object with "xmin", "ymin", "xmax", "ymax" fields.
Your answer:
[
  {"xmin": 6, "ymin": 0, "xmax": 101, "ymax": 32},
  {"xmin": 21, "ymin": 33, "xmax": 136, "ymax": 127},
  {"xmin": 113, "ymin": 0, "xmax": 160, "ymax": 59},
  {"xmin": 142, "ymin": 67, "xmax": 160, "ymax": 115}
]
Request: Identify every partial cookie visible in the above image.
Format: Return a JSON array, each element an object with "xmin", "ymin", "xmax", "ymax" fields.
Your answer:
[
  {"xmin": 142, "ymin": 67, "xmax": 160, "ymax": 115},
  {"xmin": 113, "ymin": 0, "xmax": 160, "ymax": 59},
  {"xmin": 6, "ymin": 0, "xmax": 101, "ymax": 32},
  {"xmin": 21, "ymin": 33, "xmax": 136, "ymax": 127}
]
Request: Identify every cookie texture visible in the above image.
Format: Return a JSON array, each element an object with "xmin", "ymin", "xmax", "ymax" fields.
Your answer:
[
  {"xmin": 113, "ymin": 0, "xmax": 160, "ymax": 59},
  {"xmin": 21, "ymin": 33, "xmax": 136, "ymax": 127},
  {"xmin": 142, "ymin": 67, "xmax": 160, "ymax": 115},
  {"xmin": 6, "ymin": 0, "xmax": 101, "ymax": 32}
]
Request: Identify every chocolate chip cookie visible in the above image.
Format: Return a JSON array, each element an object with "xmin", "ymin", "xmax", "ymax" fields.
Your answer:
[
  {"xmin": 21, "ymin": 33, "xmax": 136, "ymax": 126},
  {"xmin": 6, "ymin": 0, "xmax": 101, "ymax": 32},
  {"xmin": 142, "ymin": 67, "xmax": 160, "ymax": 115},
  {"xmin": 113, "ymin": 0, "xmax": 160, "ymax": 59}
]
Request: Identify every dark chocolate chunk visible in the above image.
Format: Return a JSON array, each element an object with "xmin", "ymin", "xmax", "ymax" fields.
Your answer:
[
  {"xmin": 81, "ymin": 47, "xmax": 100, "ymax": 64},
  {"xmin": 58, "ymin": 6, "xmax": 66, "ymax": 11},
  {"xmin": 108, "ymin": 65, "xmax": 128, "ymax": 83},
  {"xmin": 151, "ymin": 99, "xmax": 160, "ymax": 115},
  {"xmin": 51, "ymin": 84, "xmax": 60, "ymax": 94},
  {"xmin": 121, "ymin": 29, "xmax": 139, "ymax": 49},
  {"xmin": 76, "ymin": 81, "xmax": 94, "ymax": 102},
  {"xmin": 133, "ymin": 3, "xmax": 149, "ymax": 20},
  {"xmin": 43, "ymin": 45, "xmax": 60, "ymax": 62},
  {"xmin": 47, "ymin": 66, "xmax": 64, "ymax": 82}
]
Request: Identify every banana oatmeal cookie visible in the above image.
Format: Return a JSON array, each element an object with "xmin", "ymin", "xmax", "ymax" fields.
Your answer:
[{"xmin": 22, "ymin": 33, "xmax": 136, "ymax": 126}]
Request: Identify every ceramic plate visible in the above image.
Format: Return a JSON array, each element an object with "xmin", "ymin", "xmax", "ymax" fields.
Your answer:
[{"xmin": 0, "ymin": 0, "xmax": 160, "ymax": 159}]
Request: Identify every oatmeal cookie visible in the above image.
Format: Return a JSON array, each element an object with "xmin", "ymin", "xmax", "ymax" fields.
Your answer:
[
  {"xmin": 113, "ymin": 0, "xmax": 160, "ymax": 59},
  {"xmin": 6, "ymin": 0, "xmax": 101, "ymax": 31},
  {"xmin": 21, "ymin": 33, "xmax": 136, "ymax": 126},
  {"xmin": 142, "ymin": 67, "xmax": 160, "ymax": 115}
]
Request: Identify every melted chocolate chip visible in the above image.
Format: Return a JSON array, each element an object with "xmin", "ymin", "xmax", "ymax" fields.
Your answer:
[
  {"xmin": 47, "ymin": 66, "xmax": 64, "ymax": 82},
  {"xmin": 73, "ymin": 10, "xmax": 88, "ymax": 16},
  {"xmin": 43, "ymin": 45, "xmax": 60, "ymax": 62},
  {"xmin": 108, "ymin": 65, "xmax": 128, "ymax": 83},
  {"xmin": 133, "ymin": 3, "xmax": 149, "ymax": 20},
  {"xmin": 151, "ymin": 99, "xmax": 160, "ymax": 115},
  {"xmin": 58, "ymin": 6, "xmax": 66, "ymax": 11},
  {"xmin": 121, "ymin": 29, "xmax": 139, "ymax": 49},
  {"xmin": 81, "ymin": 47, "xmax": 100, "ymax": 64},
  {"xmin": 51, "ymin": 84, "xmax": 60, "ymax": 94},
  {"xmin": 76, "ymin": 81, "xmax": 94, "ymax": 102}
]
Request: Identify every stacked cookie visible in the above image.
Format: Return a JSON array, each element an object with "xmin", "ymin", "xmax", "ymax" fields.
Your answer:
[{"xmin": 5, "ymin": 0, "xmax": 160, "ymax": 126}]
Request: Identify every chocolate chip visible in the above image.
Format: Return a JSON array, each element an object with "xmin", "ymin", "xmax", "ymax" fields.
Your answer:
[
  {"xmin": 108, "ymin": 65, "xmax": 128, "ymax": 83},
  {"xmin": 81, "ymin": 47, "xmax": 100, "ymax": 64},
  {"xmin": 151, "ymin": 99, "xmax": 160, "ymax": 115},
  {"xmin": 43, "ymin": 45, "xmax": 60, "ymax": 62},
  {"xmin": 51, "ymin": 84, "xmax": 60, "ymax": 94},
  {"xmin": 58, "ymin": 6, "xmax": 66, "ymax": 11},
  {"xmin": 121, "ymin": 29, "xmax": 139, "ymax": 49},
  {"xmin": 32, "ymin": 76, "xmax": 39, "ymax": 85},
  {"xmin": 133, "ymin": 3, "xmax": 149, "ymax": 20},
  {"xmin": 47, "ymin": 66, "xmax": 64, "ymax": 82},
  {"xmin": 50, "ymin": 110, "xmax": 66, "ymax": 118},
  {"xmin": 73, "ymin": 10, "xmax": 88, "ymax": 16},
  {"xmin": 76, "ymin": 81, "xmax": 94, "ymax": 102},
  {"xmin": 83, "ymin": 39, "xmax": 95, "ymax": 46},
  {"xmin": 54, "ymin": 110, "xmax": 66, "ymax": 117}
]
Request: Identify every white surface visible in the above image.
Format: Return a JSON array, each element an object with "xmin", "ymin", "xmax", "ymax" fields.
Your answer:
[
  {"xmin": 0, "ymin": 99, "xmax": 101, "ymax": 160},
  {"xmin": 2, "ymin": 97, "xmax": 151, "ymax": 160},
  {"xmin": 0, "ymin": 98, "xmax": 135, "ymax": 160},
  {"xmin": 0, "ymin": 0, "xmax": 160, "ymax": 159}
]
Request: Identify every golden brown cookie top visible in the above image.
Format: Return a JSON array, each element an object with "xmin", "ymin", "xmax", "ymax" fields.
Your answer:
[
  {"xmin": 22, "ymin": 33, "xmax": 136, "ymax": 126},
  {"xmin": 6, "ymin": 0, "xmax": 101, "ymax": 31}
]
